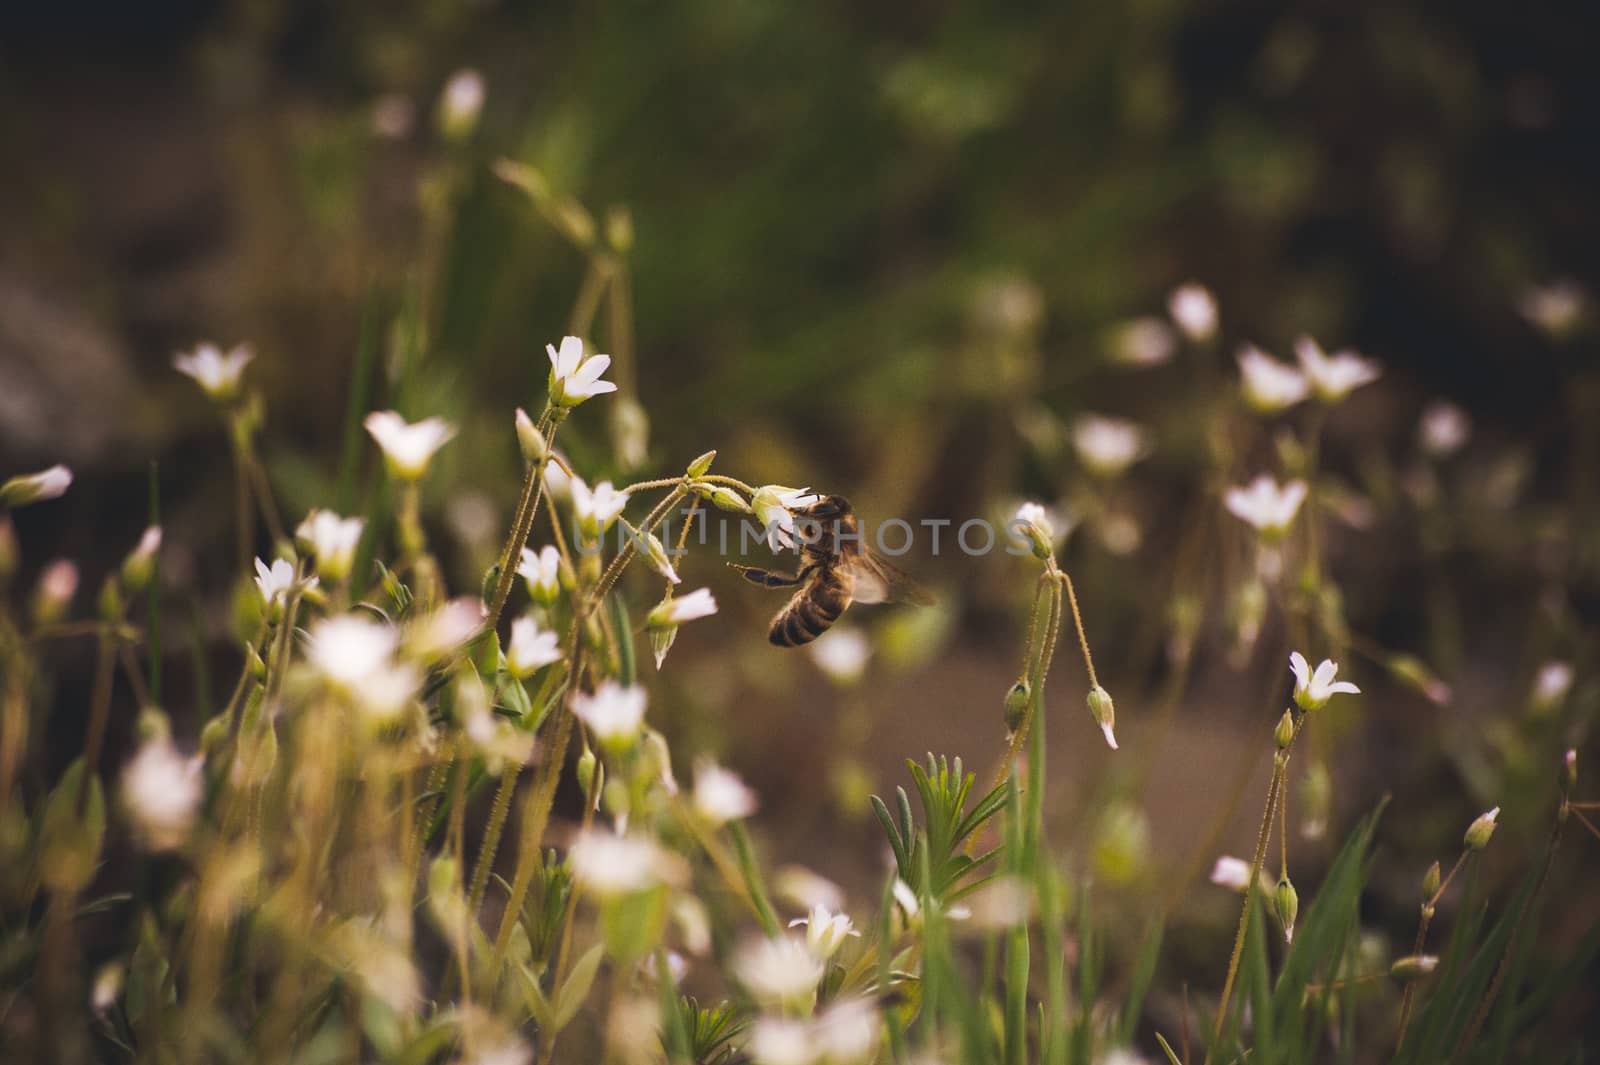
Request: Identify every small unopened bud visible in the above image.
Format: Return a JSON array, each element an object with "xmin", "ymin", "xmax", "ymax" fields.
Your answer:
[
  {"xmin": 1004, "ymin": 680, "xmax": 1031, "ymax": 734},
  {"xmin": 33, "ymin": 559, "xmax": 78, "ymax": 627},
  {"xmin": 649, "ymin": 624, "xmax": 677, "ymax": 670},
  {"xmin": 606, "ymin": 205, "xmax": 634, "ymax": 252},
  {"xmin": 642, "ymin": 530, "xmax": 680, "ymax": 584},
  {"xmin": 428, "ymin": 855, "xmax": 460, "ymax": 901},
  {"xmin": 704, "ymin": 486, "xmax": 750, "ymax": 513},
  {"xmin": 1086, "ymin": 686, "xmax": 1117, "ymax": 750},
  {"xmin": 199, "ymin": 715, "xmax": 229, "ymax": 757},
  {"xmin": 1274, "ymin": 708, "xmax": 1296, "ymax": 750},
  {"xmin": 437, "ymin": 69, "xmax": 484, "ymax": 140},
  {"xmin": 1274, "ymin": 876, "xmax": 1299, "ymax": 943},
  {"xmin": 98, "ymin": 575, "xmax": 124, "ymax": 623},
  {"xmin": 1390, "ymin": 954, "xmax": 1440, "ymax": 982},
  {"xmin": 1564, "ymin": 748, "xmax": 1577, "ymax": 791},
  {"xmin": 1387, "ymin": 653, "xmax": 1451, "ymax": 706},
  {"xmin": 1422, "ymin": 860, "xmax": 1441, "ymax": 900},
  {"xmin": 576, "ymin": 745, "xmax": 599, "ymax": 798},
  {"xmin": 1, "ymin": 465, "xmax": 73, "ymax": 508},
  {"xmin": 0, "ymin": 517, "xmax": 18, "ymax": 585},
  {"xmin": 247, "ymin": 644, "xmax": 268, "ymax": 682},
  {"xmin": 1463, "ymin": 806, "xmax": 1500, "ymax": 851},
  {"xmin": 515, "ymin": 408, "xmax": 548, "ymax": 463},
  {"xmin": 121, "ymin": 526, "xmax": 162, "ymax": 594},
  {"xmin": 686, "ymin": 450, "xmax": 717, "ymax": 478}
]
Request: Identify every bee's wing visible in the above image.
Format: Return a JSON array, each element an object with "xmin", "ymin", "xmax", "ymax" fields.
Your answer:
[{"xmin": 843, "ymin": 550, "xmax": 936, "ymax": 606}]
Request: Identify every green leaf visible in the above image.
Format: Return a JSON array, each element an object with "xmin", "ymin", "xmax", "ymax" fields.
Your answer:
[
  {"xmin": 516, "ymin": 963, "xmax": 554, "ymax": 1030},
  {"xmin": 553, "ymin": 944, "xmax": 605, "ymax": 1031},
  {"xmin": 39, "ymin": 759, "xmax": 105, "ymax": 893}
]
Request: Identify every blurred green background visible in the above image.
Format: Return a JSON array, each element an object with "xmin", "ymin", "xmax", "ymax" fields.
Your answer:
[{"xmin": 3, "ymin": 0, "xmax": 1598, "ymax": 1024}]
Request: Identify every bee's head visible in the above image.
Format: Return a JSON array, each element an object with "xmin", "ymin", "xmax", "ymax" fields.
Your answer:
[{"xmin": 802, "ymin": 494, "xmax": 851, "ymax": 519}]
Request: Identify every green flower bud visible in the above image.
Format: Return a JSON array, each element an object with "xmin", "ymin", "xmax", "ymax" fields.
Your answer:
[
  {"xmin": 515, "ymin": 408, "xmax": 548, "ymax": 464},
  {"xmin": 685, "ymin": 450, "xmax": 717, "ymax": 478},
  {"xmin": 1564, "ymin": 748, "xmax": 1577, "ymax": 791},
  {"xmin": 576, "ymin": 744, "xmax": 600, "ymax": 798},
  {"xmin": 1004, "ymin": 679, "xmax": 1031, "ymax": 734},
  {"xmin": 606, "ymin": 205, "xmax": 634, "ymax": 253},
  {"xmin": 1086, "ymin": 685, "xmax": 1117, "ymax": 750},
  {"xmin": 642, "ymin": 529, "xmax": 679, "ymax": 584},
  {"xmin": 0, "ymin": 517, "xmax": 16, "ymax": 587},
  {"xmin": 247, "ymin": 644, "xmax": 268, "ymax": 682},
  {"xmin": 1, "ymin": 465, "xmax": 72, "ymax": 509},
  {"xmin": 1390, "ymin": 954, "xmax": 1439, "ymax": 982},
  {"xmin": 39, "ymin": 759, "xmax": 105, "ymax": 892},
  {"xmin": 1274, "ymin": 876, "xmax": 1299, "ymax": 943},
  {"xmin": 98, "ymin": 575, "xmax": 124, "ymax": 623},
  {"xmin": 1422, "ymin": 860, "xmax": 1441, "ymax": 900},
  {"xmin": 705, "ymin": 486, "xmax": 750, "ymax": 514},
  {"xmin": 199, "ymin": 714, "xmax": 229, "ymax": 758},
  {"xmin": 480, "ymin": 563, "xmax": 500, "ymax": 606},
  {"xmin": 120, "ymin": 527, "xmax": 162, "ymax": 595},
  {"xmin": 1463, "ymin": 806, "xmax": 1499, "ymax": 851},
  {"xmin": 649, "ymin": 625, "xmax": 677, "ymax": 670},
  {"xmin": 1274, "ymin": 708, "xmax": 1296, "ymax": 750}
]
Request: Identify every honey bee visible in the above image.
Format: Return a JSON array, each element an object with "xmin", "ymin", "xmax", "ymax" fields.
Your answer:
[{"xmin": 730, "ymin": 495, "xmax": 934, "ymax": 646}]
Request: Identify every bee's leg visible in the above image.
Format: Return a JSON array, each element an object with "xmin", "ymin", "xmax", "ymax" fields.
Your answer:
[{"xmin": 727, "ymin": 563, "xmax": 803, "ymax": 589}]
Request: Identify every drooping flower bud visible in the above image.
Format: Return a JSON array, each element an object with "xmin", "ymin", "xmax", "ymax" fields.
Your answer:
[
  {"xmin": 1, "ymin": 465, "xmax": 73, "ymax": 508},
  {"xmin": 1274, "ymin": 876, "xmax": 1299, "ymax": 943},
  {"xmin": 1390, "ymin": 955, "xmax": 1440, "ymax": 982},
  {"xmin": 1086, "ymin": 686, "xmax": 1117, "ymax": 750},
  {"xmin": 1004, "ymin": 679, "xmax": 1031, "ymax": 734},
  {"xmin": 515, "ymin": 408, "xmax": 548, "ymax": 464}
]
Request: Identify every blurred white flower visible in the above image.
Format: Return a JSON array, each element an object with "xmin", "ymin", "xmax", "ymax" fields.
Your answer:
[
  {"xmin": 1109, "ymin": 317, "xmax": 1177, "ymax": 367},
  {"xmin": 1072, "ymin": 415, "xmax": 1151, "ymax": 478},
  {"xmin": 296, "ymin": 509, "xmax": 365, "ymax": 583},
  {"xmin": 572, "ymin": 477, "xmax": 630, "ymax": 539},
  {"xmin": 1225, "ymin": 475, "xmax": 1308, "ymax": 540},
  {"xmin": 1, "ymin": 464, "xmax": 73, "ymax": 508},
  {"xmin": 1209, "ymin": 856, "xmax": 1254, "ymax": 893},
  {"xmin": 507, "ymin": 615, "xmax": 562, "ymax": 678},
  {"xmin": 308, "ymin": 614, "xmax": 419, "ymax": 722},
  {"xmin": 1289, "ymin": 651, "xmax": 1360, "ymax": 711},
  {"xmin": 774, "ymin": 866, "xmax": 845, "ymax": 913},
  {"xmin": 746, "ymin": 1017, "xmax": 817, "ymax": 1065},
  {"xmin": 961, "ymin": 875, "xmax": 1033, "ymax": 930},
  {"xmin": 546, "ymin": 335, "xmax": 618, "ymax": 407},
  {"xmin": 1168, "ymin": 282, "xmax": 1218, "ymax": 342},
  {"xmin": 693, "ymin": 762, "xmax": 759, "ymax": 826},
  {"xmin": 91, "ymin": 962, "xmax": 123, "ymax": 1015},
  {"xmin": 1418, "ymin": 402, "xmax": 1471, "ymax": 459},
  {"xmin": 1532, "ymin": 660, "xmax": 1574, "ymax": 712},
  {"xmin": 518, "ymin": 544, "xmax": 563, "ymax": 605},
  {"xmin": 173, "ymin": 342, "xmax": 253, "ymax": 402},
  {"xmin": 788, "ymin": 904, "xmax": 858, "ymax": 960},
  {"xmin": 33, "ymin": 559, "xmax": 78, "ymax": 624},
  {"xmin": 1294, "ymin": 336, "xmax": 1381, "ymax": 403},
  {"xmin": 807, "ymin": 628, "xmax": 871, "ymax": 685},
  {"xmin": 573, "ymin": 680, "xmax": 647, "ymax": 750},
  {"xmin": 569, "ymin": 830, "xmax": 683, "ymax": 897},
  {"xmin": 122, "ymin": 735, "xmax": 203, "ymax": 850},
  {"xmin": 751, "ymin": 485, "xmax": 822, "ymax": 552},
  {"xmin": 365, "ymin": 411, "xmax": 456, "ymax": 481},
  {"xmin": 734, "ymin": 935, "xmax": 825, "ymax": 1007},
  {"xmin": 814, "ymin": 998, "xmax": 880, "ymax": 1065},
  {"xmin": 1518, "ymin": 280, "xmax": 1585, "ymax": 337},
  {"xmin": 1096, "ymin": 1049, "xmax": 1156, "ymax": 1065},
  {"xmin": 1236, "ymin": 345, "xmax": 1310, "ymax": 413},
  {"xmin": 407, "ymin": 598, "xmax": 486, "ymax": 660},
  {"xmin": 371, "ymin": 94, "xmax": 415, "ymax": 139},
  {"xmin": 461, "ymin": 685, "xmax": 534, "ymax": 775},
  {"xmin": 648, "ymin": 587, "xmax": 717, "ymax": 628},
  {"xmin": 438, "ymin": 68, "xmax": 485, "ymax": 139}
]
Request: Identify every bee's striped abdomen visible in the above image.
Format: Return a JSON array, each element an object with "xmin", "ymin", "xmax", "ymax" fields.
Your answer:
[{"xmin": 768, "ymin": 571, "xmax": 852, "ymax": 646}]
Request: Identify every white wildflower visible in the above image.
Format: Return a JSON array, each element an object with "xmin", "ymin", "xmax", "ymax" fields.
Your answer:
[
  {"xmin": 296, "ymin": 510, "xmax": 365, "ymax": 583},
  {"xmin": 1289, "ymin": 651, "xmax": 1360, "ymax": 711},
  {"xmin": 1072, "ymin": 415, "xmax": 1151, "ymax": 478},
  {"xmin": 364, "ymin": 411, "xmax": 456, "ymax": 481},
  {"xmin": 1418, "ymin": 402, "xmax": 1471, "ymax": 458},
  {"xmin": 438, "ymin": 69, "xmax": 485, "ymax": 139},
  {"xmin": 1532, "ymin": 660, "xmax": 1574, "ymax": 712},
  {"xmin": 173, "ymin": 342, "xmax": 253, "ymax": 402},
  {"xmin": 1, "ymin": 465, "xmax": 73, "ymax": 508},
  {"xmin": 693, "ymin": 762, "xmax": 759, "ymax": 826},
  {"xmin": 546, "ymin": 335, "xmax": 618, "ymax": 407},
  {"xmin": 1168, "ymin": 282, "xmax": 1219, "ymax": 342},
  {"xmin": 1209, "ymin": 856, "xmax": 1254, "ymax": 893},
  {"xmin": 507, "ymin": 615, "xmax": 562, "ymax": 678},
  {"xmin": 569, "ymin": 830, "xmax": 683, "ymax": 897},
  {"xmin": 122, "ymin": 736, "xmax": 203, "ymax": 850},
  {"xmin": 787, "ymin": 904, "xmax": 858, "ymax": 960},
  {"xmin": 571, "ymin": 477, "xmax": 630, "ymax": 539},
  {"xmin": 1109, "ymin": 317, "xmax": 1177, "ymax": 367},
  {"xmin": 517, "ymin": 544, "xmax": 563, "ymax": 605},
  {"xmin": 1294, "ymin": 336, "xmax": 1381, "ymax": 403},
  {"xmin": 1236, "ymin": 344, "xmax": 1310, "ymax": 413},
  {"xmin": 307, "ymin": 614, "xmax": 419, "ymax": 723},
  {"xmin": 807, "ymin": 628, "xmax": 871, "ymax": 685},
  {"xmin": 734, "ymin": 935, "xmax": 825, "ymax": 1008},
  {"xmin": 648, "ymin": 587, "xmax": 717, "ymax": 628},
  {"xmin": 572, "ymin": 681, "xmax": 647, "ymax": 750},
  {"xmin": 1224, "ymin": 475, "xmax": 1308, "ymax": 540},
  {"xmin": 750, "ymin": 485, "xmax": 822, "ymax": 553}
]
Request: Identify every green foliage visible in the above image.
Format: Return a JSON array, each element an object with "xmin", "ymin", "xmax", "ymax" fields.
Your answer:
[{"xmin": 872, "ymin": 754, "xmax": 1008, "ymax": 905}]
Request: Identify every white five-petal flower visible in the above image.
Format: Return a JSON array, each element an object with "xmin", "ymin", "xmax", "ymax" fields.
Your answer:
[
  {"xmin": 253, "ymin": 557, "xmax": 299, "ymax": 609},
  {"xmin": 122, "ymin": 735, "xmax": 204, "ymax": 850},
  {"xmin": 787, "ymin": 904, "xmax": 859, "ymax": 960},
  {"xmin": 693, "ymin": 762, "xmax": 759, "ymax": 826},
  {"xmin": 1072, "ymin": 415, "xmax": 1151, "ymax": 478},
  {"xmin": 750, "ymin": 485, "xmax": 822, "ymax": 553},
  {"xmin": 571, "ymin": 477, "xmax": 630, "ymax": 539},
  {"xmin": 296, "ymin": 509, "xmax": 365, "ymax": 583},
  {"xmin": 1225, "ymin": 475, "xmax": 1309, "ymax": 540},
  {"xmin": 517, "ymin": 544, "xmax": 563, "ymax": 604},
  {"xmin": 507, "ymin": 615, "xmax": 563, "ymax": 678},
  {"xmin": 546, "ymin": 335, "xmax": 618, "ymax": 407},
  {"xmin": 1289, "ymin": 651, "xmax": 1360, "ymax": 711},
  {"xmin": 572, "ymin": 680, "xmax": 647, "ymax": 749},
  {"xmin": 1294, "ymin": 336, "xmax": 1381, "ymax": 403},
  {"xmin": 1236, "ymin": 345, "xmax": 1310, "ymax": 414},
  {"xmin": 174, "ymin": 342, "xmax": 254, "ymax": 402},
  {"xmin": 364, "ymin": 411, "xmax": 457, "ymax": 480}
]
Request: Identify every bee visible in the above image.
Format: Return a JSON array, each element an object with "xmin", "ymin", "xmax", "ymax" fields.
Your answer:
[{"xmin": 729, "ymin": 495, "xmax": 934, "ymax": 647}]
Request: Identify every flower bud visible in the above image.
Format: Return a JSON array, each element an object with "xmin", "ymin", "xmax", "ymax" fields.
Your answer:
[
  {"xmin": 98, "ymin": 575, "xmax": 125, "ymax": 623},
  {"xmin": 436, "ymin": 69, "xmax": 484, "ymax": 141},
  {"xmin": 1422, "ymin": 860, "xmax": 1441, "ymax": 901},
  {"xmin": 705, "ymin": 486, "xmax": 750, "ymax": 513},
  {"xmin": 247, "ymin": 644, "xmax": 268, "ymax": 682},
  {"xmin": 1, "ymin": 465, "xmax": 73, "ymax": 508},
  {"xmin": 606, "ymin": 205, "xmax": 634, "ymax": 252},
  {"xmin": 1274, "ymin": 876, "xmax": 1299, "ymax": 943},
  {"xmin": 642, "ymin": 529, "xmax": 680, "ymax": 584},
  {"xmin": 515, "ymin": 408, "xmax": 548, "ymax": 464},
  {"xmin": 1274, "ymin": 708, "xmax": 1296, "ymax": 750},
  {"xmin": 1387, "ymin": 653, "xmax": 1451, "ymax": 706},
  {"xmin": 1004, "ymin": 679, "xmax": 1030, "ymax": 734},
  {"xmin": 0, "ymin": 517, "xmax": 16, "ymax": 586},
  {"xmin": 32, "ymin": 559, "xmax": 78, "ymax": 627},
  {"xmin": 199, "ymin": 714, "xmax": 229, "ymax": 758},
  {"xmin": 39, "ymin": 759, "xmax": 105, "ymax": 892},
  {"xmin": 1390, "ymin": 954, "xmax": 1440, "ymax": 982},
  {"xmin": 1463, "ymin": 806, "xmax": 1499, "ymax": 851},
  {"xmin": 686, "ymin": 450, "xmax": 717, "ymax": 478},
  {"xmin": 1086, "ymin": 686, "xmax": 1117, "ymax": 750},
  {"xmin": 649, "ymin": 624, "xmax": 678, "ymax": 670},
  {"xmin": 1565, "ymin": 748, "xmax": 1578, "ymax": 791},
  {"xmin": 121, "ymin": 526, "xmax": 162, "ymax": 594},
  {"xmin": 576, "ymin": 744, "xmax": 600, "ymax": 799}
]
